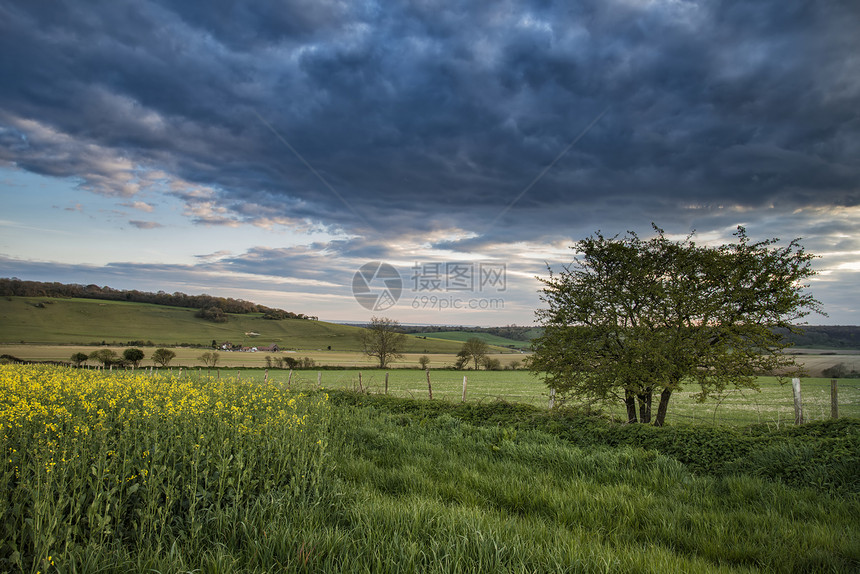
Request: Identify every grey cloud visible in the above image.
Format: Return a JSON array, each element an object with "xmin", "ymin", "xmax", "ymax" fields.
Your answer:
[
  {"xmin": 128, "ymin": 220, "xmax": 164, "ymax": 229},
  {"xmin": 0, "ymin": 1, "xmax": 858, "ymax": 261}
]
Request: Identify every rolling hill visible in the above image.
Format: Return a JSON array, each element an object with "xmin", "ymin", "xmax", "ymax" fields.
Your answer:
[{"xmin": 0, "ymin": 296, "xmax": 487, "ymax": 353}]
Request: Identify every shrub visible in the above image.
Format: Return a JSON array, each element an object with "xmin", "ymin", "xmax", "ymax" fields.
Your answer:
[
  {"xmin": 122, "ymin": 348, "xmax": 145, "ymax": 368},
  {"xmin": 89, "ymin": 349, "xmax": 118, "ymax": 367},
  {"xmin": 481, "ymin": 357, "xmax": 502, "ymax": 370},
  {"xmin": 195, "ymin": 306, "xmax": 227, "ymax": 323}
]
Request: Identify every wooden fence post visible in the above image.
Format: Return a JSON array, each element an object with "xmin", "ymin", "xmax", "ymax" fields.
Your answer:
[
  {"xmin": 549, "ymin": 387, "xmax": 556, "ymax": 409},
  {"xmin": 426, "ymin": 369, "xmax": 433, "ymax": 400},
  {"xmin": 264, "ymin": 369, "xmax": 268, "ymax": 383},
  {"xmin": 792, "ymin": 378, "xmax": 803, "ymax": 425},
  {"xmin": 462, "ymin": 375, "xmax": 467, "ymax": 402},
  {"xmin": 358, "ymin": 371, "xmax": 363, "ymax": 392},
  {"xmin": 317, "ymin": 371, "xmax": 321, "ymax": 388},
  {"xmin": 385, "ymin": 372, "xmax": 389, "ymax": 395},
  {"xmin": 287, "ymin": 369, "xmax": 293, "ymax": 390},
  {"xmin": 831, "ymin": 379, "xmax": 839, "ymax": 419}
]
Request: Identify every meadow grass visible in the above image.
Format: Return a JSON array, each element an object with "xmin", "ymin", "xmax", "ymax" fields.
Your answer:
[
  {"xmin": 1, "ymin": 365, "xmax": 858, "ymax": 573},
  {"xmin": 325, "ymin": 406, "xmax": 858, "ymax": 573}
]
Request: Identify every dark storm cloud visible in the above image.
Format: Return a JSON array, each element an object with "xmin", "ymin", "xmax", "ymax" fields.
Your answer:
[{"xmin": 1, "ymin": 0, "xmax": 858, "ymax": 240}]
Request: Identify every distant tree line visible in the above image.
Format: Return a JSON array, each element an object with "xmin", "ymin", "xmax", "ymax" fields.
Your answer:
[
  {"xmin": 775, "ymin": 326, "xmax": 860, "ymax": 349},
  {"xmin": 0, "ymin": 278, "xmax": 309, "ymax": 319},
  {"xmin": 399, "ymin": 323, "xmax": 858, "ymax": 350}
]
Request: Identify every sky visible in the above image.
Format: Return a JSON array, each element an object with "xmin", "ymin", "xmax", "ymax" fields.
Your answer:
[{"xmin": 1, "ymin": 0, "xmax": 858, "ymax": 326}]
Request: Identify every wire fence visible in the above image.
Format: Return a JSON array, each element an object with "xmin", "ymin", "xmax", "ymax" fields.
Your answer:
[{"xmin": 27, "ymin": 364, "xmax": 860, "ymax": 427}]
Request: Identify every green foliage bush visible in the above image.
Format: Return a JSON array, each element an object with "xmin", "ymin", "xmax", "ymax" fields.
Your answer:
[
  {"xmin": 122, "ymin": 347, "xmax": 144, "ymax": 367},
  {"xmin": 194, "ymin": 306, "xmax": 228, "ymax": 322},
  {"xmin": 151, "ymin": 348, "xmax": 176, "ymax": 367}
]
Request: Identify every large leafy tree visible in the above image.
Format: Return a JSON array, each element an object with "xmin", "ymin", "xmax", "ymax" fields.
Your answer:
[
  {"xmin": 360, "ymin": 316, "xmax": 407, "ymax": 368},
  {"xmin": 529, "ymin": 226, "xmax": 821, "ymax": 426}
]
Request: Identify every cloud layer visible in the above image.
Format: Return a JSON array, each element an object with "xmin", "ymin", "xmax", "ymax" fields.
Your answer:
[{"xmin": 1, "ymin": 0, "xmax": 858, "ymax": 323}]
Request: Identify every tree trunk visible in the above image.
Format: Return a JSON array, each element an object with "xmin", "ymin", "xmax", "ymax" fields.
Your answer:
[
  {"xmin": 654, "ymin": 388, "xmax": 672, "ymax": 426},
  {"xmin": 637, "ymin": 390, "xmax": 652, "ymax": 424},
  {"xmin": 624, "ymin": 391, "xmax": 638, "ymax": 423}
]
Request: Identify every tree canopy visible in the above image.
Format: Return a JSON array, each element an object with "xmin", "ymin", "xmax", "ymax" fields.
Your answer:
[
  {"xmin": 89, "ymin": 349, "xmax": 118, "ymax": 367},
  {"xmin": 122, "ymin": 348, "xmax": 145, "ymax": 368},
  {"xmin": 152, "ymin": 348, "xmax": 176, "ymax": 367},
  {"xmin": 529, "ymin": 225, "xmax": 822, "ymax": 426}
]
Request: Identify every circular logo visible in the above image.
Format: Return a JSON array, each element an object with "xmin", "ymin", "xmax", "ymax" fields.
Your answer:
[{"xmin": 352, "ymin": 261, "xmax": 402, "ymax": 311}]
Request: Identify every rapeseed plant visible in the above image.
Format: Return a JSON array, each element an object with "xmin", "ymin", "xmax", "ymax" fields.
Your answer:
[{"xmin": 0, "ymin": 364, "xmax": 331, "ymax": 572}]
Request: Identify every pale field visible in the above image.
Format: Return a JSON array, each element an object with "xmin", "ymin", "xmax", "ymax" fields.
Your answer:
[
  {"xmin": 0, "ymin": 344, "xmax": 524, "ymax": 369},
  {"xmin": 0, "ymin": 344, "xmax": 851, "ymax": 374}
]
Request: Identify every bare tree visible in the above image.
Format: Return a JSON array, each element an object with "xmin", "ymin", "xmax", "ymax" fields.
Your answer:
[
  {"xmin": 198, "ymin": 351, "xmax": 220, "ymax": 368},
  {"xmin": 360, "ymin": 316, "xmax": 407, "ymax": 368},
  {"xmin": 457, "ymin": 337, "xmax": 488, "ymax": 370}
]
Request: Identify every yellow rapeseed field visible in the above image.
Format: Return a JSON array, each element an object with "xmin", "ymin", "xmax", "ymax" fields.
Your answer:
[{"xmin": 0, "ymin": 364, "xmax": 331, "ymax": 572}]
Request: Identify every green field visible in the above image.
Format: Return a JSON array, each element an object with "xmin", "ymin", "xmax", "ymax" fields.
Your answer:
[
  {"xmin": 3, "ymin": 365, "xmax": 857, "ymax": 573},
  {"xmin": 219, "ymin": 370, "xmax": 860, "ymax": 426},
  {"xmin": 0, "ymin": 297, "xmax": 510, "ymax": 353},
  {"xmin": 422, "ymin": 331, "xmax": 532, "ymax": 349}
]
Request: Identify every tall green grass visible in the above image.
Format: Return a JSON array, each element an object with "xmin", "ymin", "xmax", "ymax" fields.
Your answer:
[{"xmin": 321, "ymin": 406, "xmax": 859, "ymax": 572}]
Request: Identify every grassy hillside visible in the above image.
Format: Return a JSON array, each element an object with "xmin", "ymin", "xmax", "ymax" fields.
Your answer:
[{"xmin": 0, "ymin": 297, "xmax": 479, "ymax": 353}]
